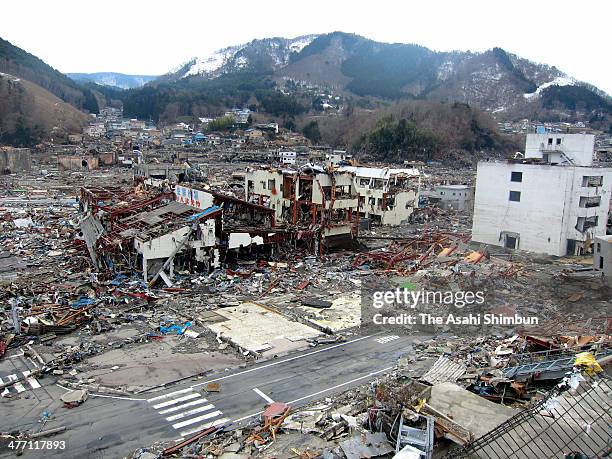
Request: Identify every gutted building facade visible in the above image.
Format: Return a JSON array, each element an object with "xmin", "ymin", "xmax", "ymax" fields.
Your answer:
[
  {"xmin": 245, "ymin": 165, "xmax": 360, "ymax": 249},
  {"xmin": 337, "ymin": 166, "xmax": 420, "ymax": 226}
]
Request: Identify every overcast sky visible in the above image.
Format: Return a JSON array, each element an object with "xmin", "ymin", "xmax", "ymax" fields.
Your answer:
[{"xmin": 1, "ymin": 0, "xmax": 610, "ymax": 94}]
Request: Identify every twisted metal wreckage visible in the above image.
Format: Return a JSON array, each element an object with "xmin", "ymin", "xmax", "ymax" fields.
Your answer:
[{"xmin": 77, "ymin": 178, "xmax": 360, "ymax": 285}]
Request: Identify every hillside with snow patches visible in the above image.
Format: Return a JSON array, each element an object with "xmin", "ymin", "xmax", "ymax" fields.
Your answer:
[
  {"xmin": 158, "ymin": 32, "xmax": 611, "ymax": 118},
  {"xmin": 167, "ymin": 35, "xmax": 318, "ymax": 80}
]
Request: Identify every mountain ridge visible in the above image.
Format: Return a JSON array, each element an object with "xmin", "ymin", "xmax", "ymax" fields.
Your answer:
[
  {"xmin": 67, "ymin": 72, "xmax": 157, "ymax": 89},
  {"xmin": 159, "ymin": 31, "xmax": 610, "ymax": 120}
]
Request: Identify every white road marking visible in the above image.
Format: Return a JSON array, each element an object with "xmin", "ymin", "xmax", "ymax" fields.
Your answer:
[
  {"xmin": 172, "ymin": 410, "xmax": 223, "ymax": 429},
  {"xmin": 159, "ymin": 398, "xmax": 209, "ymax": 415},
  {"xmin": 287, "ymin": 366, "xmax": 394, "ymax": 405},
  {"xmin": 375, "ymin": 335, "xmax": 400, "ymax": 344},
  {"xmin": 55, "ymin": 384, "xmax": 146, "ymax": 401},
  {"xmin": 231, "ymin": 365, "xmax": 395, "ymax": 424},
  {"xmin": 179, "ymin": 417, "xmax": 229, "ymax": 437},
  {"xmin": 252, "ymin": 387, "xmax": 274, "ymax": 404},
  {"xmin": 148, "ymin": 387, "xmax": 193, "ymax": 402},
  {"xmin": 191, "ymin": 334, "xmax": 374, "ymax": 389},
  {"xmin": 165, "ymin": 404, "xmax": 216, "ymax": 422},
  {"xmin": 90, "ymin": 393, "xmax": 147, "ymax": 401},
  {"xmin": 6, "ymin": 374, "xmax": 26, "ymax": 393},
  {"xmin": 153, "ymin": 393, "xmax": 201, "ymax": 409},
  {"xmin": 0, "ymin": 377, "xmax": 8, "ymax": 397},
  {"xmin": 22, "ymin": 371, "xmax": 41, "ymax": 389}
]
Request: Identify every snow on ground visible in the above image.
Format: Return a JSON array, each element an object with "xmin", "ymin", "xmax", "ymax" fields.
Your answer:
[
  {"xmin": 288, "ymin": 35, "xmax": 316, "ymax": 54},
  {"xmin": 524, "ymin": 76, "xmax": 575, "ymax": 99}
]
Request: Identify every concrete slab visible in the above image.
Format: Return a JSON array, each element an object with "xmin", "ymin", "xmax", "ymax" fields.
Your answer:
[
  {"xmin": 301, "ymin": 292, "xmax": 361, "ymax": 331},
  {"xmin": 207, "ymin": 302, "xmax": 322, "ymax": 358},
  {"xmin": 428, "ymin": 382, "xmax": 518, "ymax": 438}
]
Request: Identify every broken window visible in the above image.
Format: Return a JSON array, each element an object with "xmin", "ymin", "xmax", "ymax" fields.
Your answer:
[
  {"xmin": 576, "ymin": 216, "xmax": 599, "ymax": 232},
  {"xmin": 548, "ymin": 138, "xmax": 553, "ymax": 145},
  {"xmin": 505, "ymin": 235, "xmax": 518, "ymax": 249},
  {"xmin": 543, "ymin": 153, "xmax": 550, "ymax": 163},
  {"xmin": 359, "ymin": 178, "xmax": 370, "ymax": 188},
  {"xmin": 321, "ymin": 186, "xmax": 332, "ymax": 201},
  {"xmin": 298, "ymin": 178, "xmax": 313, "ymax": 199},
  {"xmin": 373, "ymin": 179, "xmax": 385, "ymax": 189},
  {"xmin": 600, "ymin": 256, "xmax": 604, "ymax": 269},
  {"xmin": 501, "ymin": 231, "xmax": 520, "ymax": 249},
  {"xmin": 384, "ymin": 194, "xmax": 395, "ymax": 210},
  {"xmin": 368, "ymin": 197, "xmax": 376, "ymax": 206},
  {"xmin": 334, "ymin": 185, "xmax": 351, "ymax": 199},
  {"xmin": 579, "ymin": 196, "xmax": 601, "ymax": 208},
  {"xmin": 267, "ymin": 179, "xmax": 276, "ymax": 192},
  {"xmin": 596, "ymin": 243, "xmax": 601, "ymax": 253},
  {"xmin": 582, "ymin": 176, "xmax": 603, "ymax": 187},
  {"xmin": 556, "ymin": 138, "xmax": 562, "ymax": 145},
  {"xmin": 511, "ymin": 171, "xmax": 523, "ymax": 182},
  {"xmin": 260, "ymin": 180, "xmax": 266, "ymax": 190},
  {"xmin": 509, "ymin": 190, "xmax": 521, "ymax": 202}
]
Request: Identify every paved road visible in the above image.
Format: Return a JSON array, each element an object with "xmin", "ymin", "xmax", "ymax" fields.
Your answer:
[{"xmin": 0, "ymin": 333, "xmax": 422, "ymax": 458}]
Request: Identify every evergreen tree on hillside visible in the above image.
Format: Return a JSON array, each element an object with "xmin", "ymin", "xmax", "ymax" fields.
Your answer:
[{"xmin": 303, "ymin": 120, "xmax": 321, "ymax": 143}]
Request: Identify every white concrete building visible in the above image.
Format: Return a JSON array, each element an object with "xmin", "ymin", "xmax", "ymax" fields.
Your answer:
[
  {"xmin": 434, "ymin": 185, "xmax": 474, "ymax": 212},
  {"xmin": 325, "ymin": 150, "xmax": 352, "ymax": 165},
  {"xmin": 279, "ymin": 151, "xmax": 297, "ymax": 165},
  {"xmin": 472, "ymin": 133, "xmax": 612, "ymax": 256},
  {"xmin": 525, "ymin": 132, "xmax": 595, "ymax": 166},
  {"xmin": 594, "ymin": 235, "xmax": 612, "ymax": 284},
  {"xmin": 337, "ymin": 166, "xmax": 420, "ymax": 226}
]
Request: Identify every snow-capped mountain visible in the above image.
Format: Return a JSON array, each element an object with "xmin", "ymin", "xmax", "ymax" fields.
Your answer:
[
  {"xmin": 155, "ymin": 32, "xmax": 610, "ymax": 121},
  {"xmin": 166, "ymin": 35, "xmax": 318, "ymax": 81}
]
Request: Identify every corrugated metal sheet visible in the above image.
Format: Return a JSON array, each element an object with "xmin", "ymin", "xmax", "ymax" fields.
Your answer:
[{"xmin": 421, "ymin": 356, "xmax": 467, "ymax": 385}]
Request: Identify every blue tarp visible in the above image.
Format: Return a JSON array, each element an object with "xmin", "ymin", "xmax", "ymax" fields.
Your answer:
[
  {"xmin": 71, "ymin": 297, "xmax": 96, "ymax": 309},
  {"xmin": 186, "ymin": 205, "xmax": 221, "ymax": 221},
  {"xmin": 159, "ymin": 321, "xmax": 192, "ymax": 335}
]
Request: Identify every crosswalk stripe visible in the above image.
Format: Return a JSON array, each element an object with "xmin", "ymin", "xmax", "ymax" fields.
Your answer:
[
  {"xmin": 153, "ymin": 393, "xmax": 201, "ymax": 409},
  {"xmin": 179, "ymin": 417, "xmax": 229, "ymax": 438},
  {"xmin": 22, "ymin": 371, "xmax": 41, "ymax": 389},
  {"xmin": 165, "ymin": 404, "xmax": 216, "ymax": 422},
  {"xmin": 172, "ymin": 410, "xmax": 223, "ymax": 429},
  {"xmin": 0, "ymin": 377, "xmax": 8, "ymax": 397},
  {"xmin": 159, "ymin": 398, "xmax": 209, "ymax": 415},
  {"xmin": 148, "ymin": 387, "xmax": 193, "ymax": 402},
  {"xmin": 7, "ymin": 374, "xmax": 26, "ymax": 393}
]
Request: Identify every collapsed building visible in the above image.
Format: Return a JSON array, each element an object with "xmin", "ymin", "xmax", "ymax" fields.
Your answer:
[
  {"xmin": 337, "ymin": 165, "xmax": 420, "ymax": 225},
  {"xmin": 245, "ymin": 164, "xmax": 360, "ymax": 248},
  {"xmin": 245, "ymin": 164, "xmax": 421, "ymax": 234},
  {"xmin": 472, "ymin": 132, "xmax": 612, "ymax": 256},
  {"xmin": 78, "ymin": 185, "xmax": 280, "ymax": 284}
]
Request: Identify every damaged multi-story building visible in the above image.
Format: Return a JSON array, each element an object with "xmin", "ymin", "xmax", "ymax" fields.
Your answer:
[
  {"xmin": 472, "ymin": 132, "xmax": 612, "ymax": 256},
  {"xmin": 337, "ymin": 166, "xmax": 420, "ymax": 225},
  {"xmin": 78, "ymin": 185, "xmax": 276, "ymax": 285},
  {"xmin": 245, "ymin": 164, "xmax": 360, "ymax": 250},
  {"xmin": 245, "ymin": 164, "xmax": 421, "ymax": 236}
]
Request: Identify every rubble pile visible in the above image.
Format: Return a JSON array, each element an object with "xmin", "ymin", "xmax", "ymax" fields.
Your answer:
[
  {"xmin": 127, "ymin": 336, "xmax": 609, "ymax": 458},
  {"xmin": 1, "ymin": 161, "xmax": 610, "ymax": 459}
]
